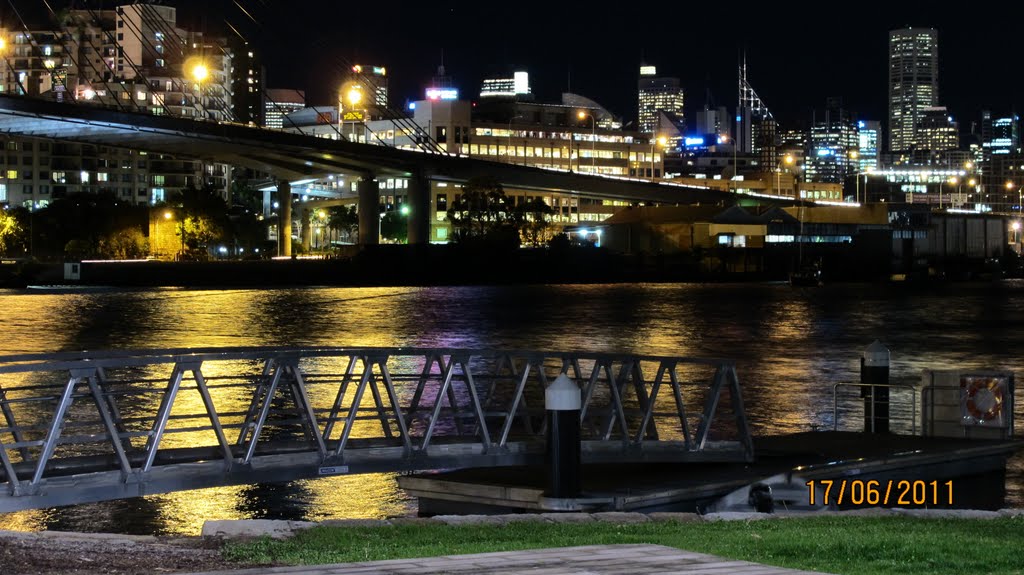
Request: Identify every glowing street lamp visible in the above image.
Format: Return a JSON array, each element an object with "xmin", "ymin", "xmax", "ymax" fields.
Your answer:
[
  {"xmin": 191, "ymin": 63, "xmax": 209, "ymax": 83},
  {"xmin": 577, "ymin": 110, "xmax": 596, "ymax": 172},
  {"xmin": 777, "ymin": 154, "xmax": 795, "ymax": 196}
]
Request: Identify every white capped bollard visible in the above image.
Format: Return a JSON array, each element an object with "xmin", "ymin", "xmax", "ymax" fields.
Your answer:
[
  {"xmin": 545, "ymin": 373, "xmax": 581, "ymax": 498},
  {"xmin": 861, "ymin": 340, "xmax": 890, "ymax": 433}
]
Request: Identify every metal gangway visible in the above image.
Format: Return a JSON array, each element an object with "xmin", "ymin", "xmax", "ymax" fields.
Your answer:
[{"xmin": 0, "ymin": 347, "xmax": 753, "ymax": 511}]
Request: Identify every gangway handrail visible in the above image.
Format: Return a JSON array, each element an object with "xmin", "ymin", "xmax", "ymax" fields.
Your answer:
[
  {"xmin": 0, "ymin": 346, "xmax": 752, "ymax": 512},
  {"xmin": 833, "ymin": 382, "xmax": 918, "ymax": 435}
]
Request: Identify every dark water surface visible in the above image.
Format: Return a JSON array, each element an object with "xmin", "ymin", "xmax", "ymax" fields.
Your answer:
[{"xmin": 0, "ymin": 282, "xmax": 1021, "ymax": 534}]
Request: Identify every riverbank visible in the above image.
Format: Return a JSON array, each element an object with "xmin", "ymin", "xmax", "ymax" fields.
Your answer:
[
  {"xmin": 3, "ymin": 511, "xmax": 1023, "ymax": 575},
  {"xmin": 8, "ymin": 244, "xmax": 923, "ymax": 288}
]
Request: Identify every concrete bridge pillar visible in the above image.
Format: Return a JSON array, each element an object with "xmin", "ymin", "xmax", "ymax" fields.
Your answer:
[
  {"xmin": 407, "ymin": 172, "xmax": 430, "ymax": 245},
  {"xmin": 300, "ymin": 207, "xmax": 312, "ymax": 253},
  {"xmin": 277, "ymin": 180, "xmax": 292, "ymax": 257},
  {"xmin": 358, "ymin": 175, "xmax": 380, "ymax": 246}
]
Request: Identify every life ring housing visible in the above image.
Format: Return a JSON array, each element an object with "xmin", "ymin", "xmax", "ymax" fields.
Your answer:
[{"xmin": 963, "ymin": 377, "xmax": 1004, "ymax": 422}]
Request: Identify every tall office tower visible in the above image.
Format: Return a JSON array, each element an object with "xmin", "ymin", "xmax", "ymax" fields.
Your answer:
[
  {"xmin": 857, "ymin": 120, "xmax": 881, "ymax": 171},
  {"xmin": 638, "ymin": 65, "xmax": 684, "ymax": 135},
  {"xmin": 888, "ymin": 27, "xmax": 939, "ymax": 152},
  {"xmin": 264, "ymin": 89, "xmax": 306, "ymax": 129},
  {"xmin": 695, "ymin": 105, "xmax": 731, "ymax": 141},
  {"xmin": 805, "ymin": 98, "xmax": 859, "ymax": 184},
  {"xmin": 737, "ymin": 59, "xmax": 774, "ymax": 160},
  {"xmin": 351, "ymin": 64, "xmax": 388, "ymax": 118},
  {"xmin": 480, "ymin": 70, "xmax": 531, "ymax": 98},
  {"xmin": 982, "ymin": 111, "xmax": 1020, "ymax": 157},
  {"xmin": 917, "ymin": 107, "xmax": 959, "ymax": 152}
]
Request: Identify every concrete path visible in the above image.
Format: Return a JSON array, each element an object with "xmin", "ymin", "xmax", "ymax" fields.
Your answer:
[{"xmin": 184, "ymin": 544, "xmax": 833, "ymax": 574}]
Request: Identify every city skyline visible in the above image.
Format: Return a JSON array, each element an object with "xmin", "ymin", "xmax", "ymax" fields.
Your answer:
[
  {"xmin": 177, "ymin": 1, "xmax": 1022, "ymax": 131},
  {"xmin": 4, "ymin": 2, "xmax": 1021, "ymax": 132}
]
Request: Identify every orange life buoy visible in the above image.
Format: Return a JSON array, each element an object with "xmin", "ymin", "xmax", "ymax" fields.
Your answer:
[{"xmin": 964, "ymin": 378, "xmax": 1004, "ymax": 422}]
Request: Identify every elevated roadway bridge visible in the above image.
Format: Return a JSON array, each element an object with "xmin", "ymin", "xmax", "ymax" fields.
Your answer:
[{"xmin": 0, "ymin": 94, "xmax": 792, "ymax": 253}]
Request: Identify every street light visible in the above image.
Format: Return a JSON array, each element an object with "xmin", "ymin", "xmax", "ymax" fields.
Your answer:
[
  {"xmin": 776, "ymin": 154, "xmax": 795, "ymax": 197},
  {"xmin": 164, "ymin": 209, "xmax": 185, "ymax": 260},
  {"xmin": 1008, "ymin": 181, "xmax": 1021, "ymax": 215},
  {"xmin": 649, "ymin": 136, "xmax": 667, "ymax": 180},
  {"xmin": 577, "ymin": 110, "xmax": 596, "ymax": 173},
  {"xmin": 185, "ymin": 58, "xmax": 209, "ymax": 120},
  {"xmin": 508, "ymin": 114, "xmax": 524, "ymax": 165},
  {"xmin": 338, "ymin": 83, "xmax": 364, "ymax": 142}
]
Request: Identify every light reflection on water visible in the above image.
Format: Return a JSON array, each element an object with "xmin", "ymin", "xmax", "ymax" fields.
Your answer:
[{"xmin": 0, "ymin": 282, "xmax": 1022, "ymax": 534}]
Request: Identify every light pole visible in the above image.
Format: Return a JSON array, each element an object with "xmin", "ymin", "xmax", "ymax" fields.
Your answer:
[
  {"xmin": 339, "ymin": 83, "xmax": 364, "ymax": 142},
  {"xmin": 1007, "ymin": 181, "xmax": 1022, "ymax": 215},
  {"xmin": 577, "ymin": 110, "xmax": 596, "ymax": 173},
  {"xmin": 776, "ymin": 154, "xmax": 795, "ymax": 197},
  {"xmin": 164, "ymin": 210, "xmax": 185, "ymax": 260},
  {"xmin": 508, "ymin": 114, "xmax": 524, "ymax": 165},
  {"xmin": 189, "ymin": 60, "xmax": 209, "ymax": 120},
  {"xmin": 649, "ymin": 136, "xmax": 667, "ymax": 180}
]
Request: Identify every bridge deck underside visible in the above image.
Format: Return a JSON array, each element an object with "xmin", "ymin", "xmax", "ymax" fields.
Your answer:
[
  {"xmin": 0, "ymin": 347, "xmax": 752, "ymax": 511},
  {"xmin": 0, "ymin": 94, "xmax": 748, "ymax": 204}
]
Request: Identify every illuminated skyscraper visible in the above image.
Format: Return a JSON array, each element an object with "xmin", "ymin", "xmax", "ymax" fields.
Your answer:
[
  {"xmin": 888, "ymin": 27, "xmax": 939, "ymax": 152},
  {"xmin": 638, "ymin": 65, "xmax": 684, "ymax": 135},
  {"xmin": 351, "ymin": 64, "xmax": 388, "ymax": 117},
  {"xmin": 857, "ymin": 120, "xmax": 880, "ymax": 171}
]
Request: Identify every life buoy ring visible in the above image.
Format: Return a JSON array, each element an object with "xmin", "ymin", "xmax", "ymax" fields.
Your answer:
[{"xmin": 964, "ymin": 378, "xmax": 1004, "ymax": 422}]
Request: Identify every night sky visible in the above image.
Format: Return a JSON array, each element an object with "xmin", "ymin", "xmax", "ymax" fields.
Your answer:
[{"xmin": 12, "ymin": 1, "xmax": 1024, "ymax": 132}]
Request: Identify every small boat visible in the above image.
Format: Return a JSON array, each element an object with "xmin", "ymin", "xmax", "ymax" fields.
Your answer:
[
  {"xmin": 790, "ymin": 261, "xmax": 823, "ymax": 287},
  {"xmin": 703, "ymin": 473, "xmax": 833, "ymax": 514}
]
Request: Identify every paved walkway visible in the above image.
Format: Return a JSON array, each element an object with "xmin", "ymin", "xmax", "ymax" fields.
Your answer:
[{"xmin": 185, "ymin": 544, "xmax": 833, "ymax": 574}]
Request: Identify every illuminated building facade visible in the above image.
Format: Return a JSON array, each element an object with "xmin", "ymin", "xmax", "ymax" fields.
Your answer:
[
  {"xmin": 856, "ymin": 121, "xmax": 880, "ymax": 172},
  {"xmin": 230, "ymin": 39, "xmax": 264, "ymax": 126},
  {"xmin": 480, "ymin": 71, "xmax": 531, "ymax": 99},
  {"xmin": 0, "ymin": 3, "xmax": 233, "ymax": 209},
  {"xmin": 264, "ymin": 89, "xmax": 305, "ymax": 129},
  {"xmin": 351, "ymin": 64, "xmax": 388, "ymax": 118},
  {"xmin": 638, "ymin": 65, "xmax": 684, "ymax": 135},
  {"xmin": 805, "ymin": 99, "xmax": 858, "ymax": 185},
  {"xmin": 917, "ymin": 107, "xmax": 958, "ymax": 152},
  {"xmin": 888, "ymin": 27, "xmax": 939, "ymax": 152}
]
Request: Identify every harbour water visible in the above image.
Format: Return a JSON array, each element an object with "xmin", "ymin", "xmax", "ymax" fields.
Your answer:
[{"xmin": 0, "ymin": 281, "xmax": 1021, "ymax": 534}]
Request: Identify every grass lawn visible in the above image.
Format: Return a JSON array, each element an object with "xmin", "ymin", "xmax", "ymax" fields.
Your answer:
[{"xmin": 225, "ymin": 515, "xmax": 1024, "ymax": 575}]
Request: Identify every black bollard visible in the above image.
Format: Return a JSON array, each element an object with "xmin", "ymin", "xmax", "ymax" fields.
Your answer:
[
  {"xmin": 860, "ymin": 340, "xmax": 890, "ymax": 433},
  {"xmin": 545, "ymin": 373, "xmax": 581, "ymax": 498}
]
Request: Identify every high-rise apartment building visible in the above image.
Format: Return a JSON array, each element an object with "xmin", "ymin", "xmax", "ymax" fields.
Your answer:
[
  {"xmin": 888, "ymin": 27, "xmax": 939, "ymax": 152},
  {"xmin": 638, "ymin": 65, "xmax": 684, "ymax": 135},
  {"xmin": 0, "ymin": 3, "xmax": 233, "ymax": 209},
  {"xmin": 231, "ymin": 39, "xmax": 264, "ymax": 126}
]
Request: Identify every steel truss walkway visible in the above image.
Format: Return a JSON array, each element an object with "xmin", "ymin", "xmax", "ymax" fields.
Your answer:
[{"xmin": 0, "ymin": 347, "xmax": 752, "ymax": 511}]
